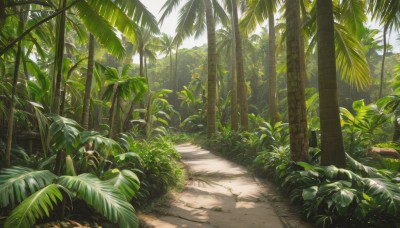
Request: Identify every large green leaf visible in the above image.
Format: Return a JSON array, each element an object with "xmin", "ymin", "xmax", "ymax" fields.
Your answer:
[
  {"xmin": 332, "ymin": 188, "xmax": 356, "ymax": 208},
  {"xmin": 0, "ymin": 167, "xmax": 57, "ymax": 208},
  {"xmin": 102, "ymin": 169, "xmax": 140, "ymax": 201},
  {"xmin": 4, "ymin": 184, "xmax": 63, "ymax": 228},
  {"xmin": 58, "ymin": 174, "xmax": 138, "ymax": 228},
  {"xmin": 47, "ymin": 114, "xmax": 82, "ymax": 154}
]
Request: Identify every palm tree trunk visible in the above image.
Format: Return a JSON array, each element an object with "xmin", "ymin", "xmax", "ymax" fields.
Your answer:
[
  {"xmin": 317, "ymin": 0, "xmax": 345, "ymax": 167},
  {"xmin": 204, "ymin": 0, "xmax": 217, "ymax": 137},
  {"xmin": 231, "ymin": 19, "xmax": 238, "ymax": 131},
  {"xmin": 232, "ymin": 0, "xmax": 248, "ymax": 130},
  {"xmin": 139, "ymin": 49, "xmax": 144, "ymax": 77},
  {"xmin": 379, "ymin": 26, "xmax": 388, "ymax": 99},
  {"xmin": 174, "ymin": 45, "xmax": 179, "ymax": 109},
  {"xmin": 51, "ymin": 0, "xmax": 67, "ymax": 115},
  {"xmin": 5, "ymin": 40, "xmax": 22, "ymax": 167},
  {"xmin": 81, "ymin": 34, "xmax": 95, "ymax": 130},
  {"xmin": 286, "ymin": 0, "xmax": 309, "ymax": 162},
  {"xmin": 169, "ymin": 52, "xmax": 173, "ymax": 90},
  {"xmin": 268, "ymin": 12, "xmax": 278, "ymax": 124}
]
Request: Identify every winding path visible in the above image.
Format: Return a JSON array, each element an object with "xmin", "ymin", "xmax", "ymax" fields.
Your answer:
[{"xmin": 139, "ymin": 144, "xmax": 312, "ymax": 228}]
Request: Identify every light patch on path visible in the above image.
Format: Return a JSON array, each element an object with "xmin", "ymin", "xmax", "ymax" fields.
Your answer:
[{"xmin": 139, "ymin": 143, "xmax": 313, "ymax": 228}]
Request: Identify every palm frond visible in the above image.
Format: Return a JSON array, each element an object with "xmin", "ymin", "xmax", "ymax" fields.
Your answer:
[
  {"xmin": 240, "ymin": 0, "xmax": 276, "ymax": 34},
  {"xmin": 58, "ymin": 174, "xmax": 137, "ymax": 228},
  {"xmin": 334, "ymin": 23, "xmax": 371, "ymax": 90},
  {"xmin": 176, "ymin": 0, "xmax": 201, "ymax": 39},
  {"xmin": 4, "ymin": 184, "xmax": 63, "ymax": 228},
  {"xmin": 159, "ymin": 0, "xmax": 182, "ymax": 25},
  {"xmin": 0, "ymin": 167, "xmax": 57, "ymax": 208},
  {"xmin": 74, "ymin": 1, "xmax": 125, "ymax": 59}
]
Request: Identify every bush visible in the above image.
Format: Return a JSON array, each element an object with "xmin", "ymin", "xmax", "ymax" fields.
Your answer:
[{"xmin": 129, "ymin": 137, "xmax": 184, "ymax": 208}]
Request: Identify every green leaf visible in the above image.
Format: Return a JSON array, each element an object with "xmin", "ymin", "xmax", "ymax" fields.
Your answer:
[
  {"xmin": 4, "ymin": 184, "xmax": 63, "ymax": 228},
  {"xmin": 324, "ymin": 166, "xmax": 339, "ymax": 179},
  {"xmin": 58, "ymin": 174, "xmax": 138, "ymax": 228},
  {"xmin": 0, "ymin": 167, "xmax": 57, "ymax": 208},
  {"xmin": 102, "ymin": 169, "xmax": 140, "ymax": 201},
  {"xmin": 302, "ymin": 186, "xmax": 318, "ymax": 200},
  {"xmin": 296, "ymin": 162, "xmax": 314, "ymax": 170},
  {"xmin": 332, "ymin": 189, "xmax": 355, "ymax": 208}
]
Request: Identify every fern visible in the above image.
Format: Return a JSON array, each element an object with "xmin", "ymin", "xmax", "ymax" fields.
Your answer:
[
  {"xmin": 4, "ymin": 184, "xmax": 63, "ymax": 228},
  {"xmin": 0, "ymin": 167, "xmax": 57, "ymax": 208},
  {"xmin": 58, "ymin": 173, "xmax": 138, "ymax": 228}
]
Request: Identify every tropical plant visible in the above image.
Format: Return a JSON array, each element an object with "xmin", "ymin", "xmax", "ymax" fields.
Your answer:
[{"xmin": 0, "ymin": 167, "xmax": 139, "ymax": 228}]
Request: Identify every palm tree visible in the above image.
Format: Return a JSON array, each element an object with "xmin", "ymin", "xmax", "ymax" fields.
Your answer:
[
  {"xmin": 286, "ymin": 0, "xmax": 309, "ymax": 162},
  {"xmin": 317, "ymin": 0, "xmax": 345, "ymax": 167},
  {"xmin": 81, "ymin": 34, "xmax": 94, "ymax": 130},
  {"xmin": 368, "ymin": 0, "xmax": 400, "ymax": 98},
  {"xmin": 241, "ymin": 0, "xmax": 279, "ymax": 123},
  {"xmin": 159, "ymin": 34, "xmax": 175, "ymax": 90},
  {"xmin": 230, "ymin": 0, "xmax": 248, "ymax": 130},
  {"xmin": 160, "ymin": 0, "xmax": 227, "ymax": 137},
  {"xmin": 217, "ymin": 25, "xmax": 239, "ymax": 131}
]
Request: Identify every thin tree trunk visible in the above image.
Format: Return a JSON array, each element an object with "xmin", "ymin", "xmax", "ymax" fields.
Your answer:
[
  {"xmin": 174, "ymin": 45, "xmax": 179, "ymax": 109},
  {"xmin": 286, "ymin": 0, "xmax": 309, "ymax": 162},
  {"xmin": 81, "ymin": 34, "xmax": 95, "ymax": 130},
  {"xmin": 393, "ymin": 115, "xmax": 400, "ymax": 142},
  {"xmin": 268, "ymin": 12, "xmax": 278, "ymax": 124},
  {"xmin": 204, "ymin": 0, "xmax": 217, "ymax": 137},
  {"xmin": 169, "ymin": 52, "xmax": 173, "ymax": 90},
  {"xmin": 139, "ymin": 49, "xmax": 144, "ymax": 77},
  {"xmin": 5, "ymin": 40, "xmax": 22, "ymax": 167},
  {"xmin": 51, "ymin": 0, "xmax": 67, "ymax": 115},
  {"xmin": 379, "ymin": 26, "xmax": 387, "ymax": 99},
  {"xmin": 317, "ymin": 0, "xmax": 345, "ymax": 167},
  {"xmin": 232, "ymin": 0, "xmax": 248, "ymax": 130},
  {"xmin": 231, "ymin": 19, "xmax": 238, "ymax": 131},
  {"xmin": 108, "ymin": 85, "xmax": 118, "ymax": 138}
]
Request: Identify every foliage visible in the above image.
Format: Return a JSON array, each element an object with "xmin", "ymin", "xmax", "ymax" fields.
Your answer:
[
  {"xmin": 340, "ymin": 99, "xmax": 392, "ymax": 156},
  {"xmin": 127, "ymin": 137, "xmax": 184, "ymax": 207},
  {"xmin": 0, "ymin": 167, "xmax": 139, "ymax": 228}
]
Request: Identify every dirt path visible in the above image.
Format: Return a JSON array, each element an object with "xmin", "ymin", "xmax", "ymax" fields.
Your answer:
[{"xmin": 139, "ymin": 144, "xmax": 313, "ymax": 228}]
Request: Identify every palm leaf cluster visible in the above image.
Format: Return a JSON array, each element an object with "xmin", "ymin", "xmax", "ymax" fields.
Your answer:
[{"xmin": 0, "ymin": 167, "xmax": 139, "ymax": 228}]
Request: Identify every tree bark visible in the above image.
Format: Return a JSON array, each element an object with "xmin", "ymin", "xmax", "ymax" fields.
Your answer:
[
  {"xmin": 286, "ymin": 0, "xmax": 309, "ymax": 162},
  {"xmin": 81, "ymin": 34, "xmax": 95, "ymax": 130},
  {"xmin": 232, "ymin": 0, "xmax": 248, "ymax": 130},
  {"xmin": 108, "ymin": 85, "xmax": 118, "ymax": 138},
  {"xmin": 230, "ymin": 19, "xmax": 238, "ymax": 131},
  {"xmin": 51, "ymin": 0, "xmax": 67, "ymax": 115},
  {"xmin": 317, "ymin": 0, "xmax": 345, "ymax": 167},
  {"xmin": 268, "ymin": 12, "xmax": 278, "ymax": 124},
  {"xmin": 204, "ymin": 0, "xmax": 217, "ymax": 137}
]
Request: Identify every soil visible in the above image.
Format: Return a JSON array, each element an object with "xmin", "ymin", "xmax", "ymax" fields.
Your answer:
[{"xmin": 139, "ymin": 143, "xmax": 314, "ymax": 228}]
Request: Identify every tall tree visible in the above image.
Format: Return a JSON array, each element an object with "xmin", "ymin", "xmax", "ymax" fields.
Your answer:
[
  {"xmin": 317, "ymin": 0, "xmax": 345, "ymax": 167},
  {"xmin": 231, "ymin": 0, "xmax": 248, "ymax": 130},
  {"xmin": 286, "ymin": 0, "xmax": 309, "ymax": 162},
  {"xmin": 81, "ymin": 34, "xmax": 95, "ymax": 129},
  {"xmin": 241, "ymin": 0, "xmax": 279, "ymax": 123},
  {"xmin": 267, "ymin": 12, "xmax": 278, "ymax": 123},
  {"xmin": 160, "ymin": 0, "xmax": 227, "ymax": 137}
]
